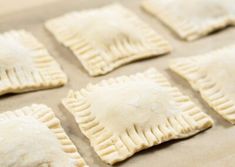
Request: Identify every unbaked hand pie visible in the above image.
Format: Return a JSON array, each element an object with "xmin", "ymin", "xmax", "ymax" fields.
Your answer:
[
  {"xmin": 0, "ymin": 104, "xmax": 88, "ymax": 167},
  {"xmin": 45, "ymin": 4, "xmax": 171, "ymax": 76},
  {"xmin": 0, "ymin": 30, "xmax": 67, "ymax": 96},
  {"xmin": 142, "ymin": 0, "xmax": 235, "ymax": 41},
  {"xmin": 170, "ymin": 45, "xmax": 235, "ymax": 124},
  {"xmin": 62, "ymin": 68, "xmax": 213, "ymax": 164}
]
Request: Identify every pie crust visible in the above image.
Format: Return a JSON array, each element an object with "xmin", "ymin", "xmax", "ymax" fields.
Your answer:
[
  {"xmin": 0, "ymin": 30, "xmax": 67, "ymax": 96},
  {"xmin": 170, "ymin": 45, "xmax": 235, "ymax": 124},
  {"xmin": 45, "ymin": 4, "xmax": 171, "ymax": 76},
  {"xmin": 0, "ymin": 104, "xmax": 88, "ymax": 167},
  {"xmin": 62, "ymin": 68, "xmax": 213, "ymax": 164},
  {"xmin": 141, "ymin": 0, "xmax": 235, "ymax": 41}
]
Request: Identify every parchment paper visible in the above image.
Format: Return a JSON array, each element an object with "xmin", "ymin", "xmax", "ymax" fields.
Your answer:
[{"xmin": 0, "ymin": 0, "xmax": 235, "ymax": 166}]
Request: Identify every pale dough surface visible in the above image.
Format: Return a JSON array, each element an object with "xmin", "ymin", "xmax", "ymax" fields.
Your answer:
[
  {"xmin": 0, "ymin": 118, "xmax": 75, "ymax": 167},
  {"xmin": 142, "ymin": 0, "xmax": 235, "ymax": 40},
  {"xmin": 62, "ymin": 68, "xmax": 213, "ymax": 164},
  {"xmin": 45, "ymin": 4, "xmax": 171, "ymax": 76},
  {"xmin": 1, "ymin": 0, "xmax": 235, "ymax": 167},
  {"xmin": 0, "ymin": 37, "xmax": 34, "ymax": 69},
  {"xmin": 88, "ymin": 79, "xmax": 180, "ymax": 134},
  {"xmin": 193, "ymin": 48, "xmax": 235, "ymax": 98},
  {"xmin": 0, "ymin": 104, "xmax": 88, "ymax": 167},
  {"xmin": 170, "ymin": 45, "xmax": 235, "ymax": 124},
  {"xmin": 0, "ymin": 30, "xmax": 67, "ymax": 96}
]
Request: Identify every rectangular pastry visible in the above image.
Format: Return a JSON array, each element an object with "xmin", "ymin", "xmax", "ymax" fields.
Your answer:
[
  {"xmin": 0, "ymin": 104, "xmax": 88, "ymax": 167},
  {"xmin": 0, "ymin": 30, "xmax": 67, "ymax": 96},
  {"xmin": 170, "ymin": 45, "xmax": 235, "ymax": 124},
  {"xmin": 142, "ymin": 0, "xmax": 234, "ymax": 41},
  {"xmin": 62, "ymin": 68, "xmax": 213, "ymax": 164},
  {"xmin": 45, "ymin": 4, "xmax": 171, "ymax": 76}
]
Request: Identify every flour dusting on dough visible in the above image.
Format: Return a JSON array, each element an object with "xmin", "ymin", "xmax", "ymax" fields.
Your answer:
[{"xmin": 0, "ymin": 37, "xmax": 34, "ymax": 69}]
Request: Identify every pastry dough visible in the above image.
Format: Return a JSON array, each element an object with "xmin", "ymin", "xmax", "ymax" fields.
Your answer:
[
  {"xmin": 170, "ymin": 45, "xmax": 235, "ymax": 124},
  {"xmin": 0, "ymin": 30, "xmax": 67, "ymax": 96},
  {"xmin": 62, "ymin": 68, "xmax": 213, "ymax": 164},
  {"xmin": 0, "ymin": 104, "xmax": 88, "ymax": 167},
  {"xmin": 141, "ymin": 0, "xmax": 235, "ymax": 41},
  {"xmin": 45, "ymin": 4, "xmax": 171, "ymax": 76}
]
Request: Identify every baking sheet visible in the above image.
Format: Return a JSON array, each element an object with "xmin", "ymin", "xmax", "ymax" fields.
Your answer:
[{"xmin": 0, "ymin": 0, "xmax": 235, "ymax": 166}]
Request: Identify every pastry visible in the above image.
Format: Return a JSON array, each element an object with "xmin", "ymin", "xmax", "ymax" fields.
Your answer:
[
  {"xmin": 0, "ymin": 104, "xmax": 88, "ymax": 167},
  {"xmin": 45, "ymin": 4, "xmax": 171, "ymax": 76},
  {"xmin": 170, "ymin": 45, "xmax": 235, "ymax": 124},
  {"xmin": 0, "ymin": 30, "xmax": 67, "ymax": 96},
  {"xmin": 142, "ymin": 0, "xmax": 235, "ymax": 41},
  {"xmin": 62, "ymin": 68, "xmax": 213, "ymax": 164}
]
